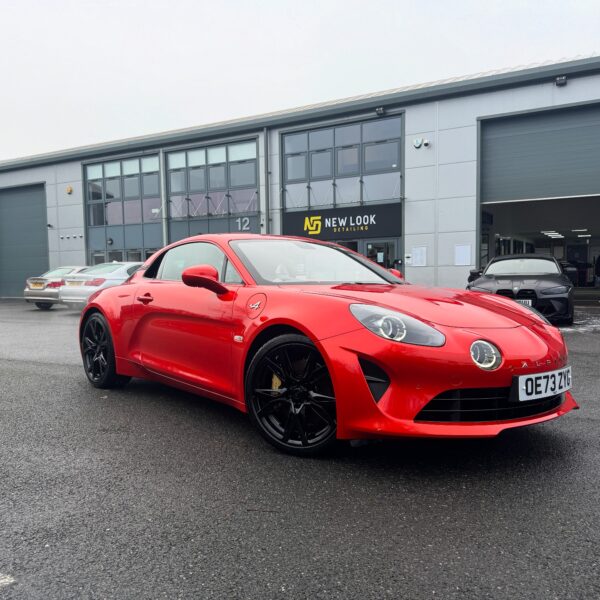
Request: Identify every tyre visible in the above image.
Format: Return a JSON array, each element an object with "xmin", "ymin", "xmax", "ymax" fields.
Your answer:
[
  {"xmin": 245, "ymin": 333, "xmax": 337, "ymax": 456},
  {"xmin": 35, "ymin": 302, "xmax": 53, "ymax": 310},
  {"xmin": 81, "ymin": 312, "xmax": 131, "ymax": 389}
]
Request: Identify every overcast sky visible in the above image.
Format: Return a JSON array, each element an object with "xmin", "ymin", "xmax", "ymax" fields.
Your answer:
[{"xmin": 1, "ymin": 0, "xmax": 599, "ymax": 161}]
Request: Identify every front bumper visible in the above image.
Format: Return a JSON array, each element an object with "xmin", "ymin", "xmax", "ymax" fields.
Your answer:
[
  {"xmin": 319, "ymin": 324, "xmax": 577, "ymax": 440},
  {"xmin": 24, "ymin": 288, "xmax": 60, "ymax": 303}
]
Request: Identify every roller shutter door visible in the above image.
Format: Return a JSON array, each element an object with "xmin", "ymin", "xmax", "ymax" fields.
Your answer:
[
  {"xmin": 481, "ymin": 103, "xmax": 600, "ymax": 203},
  {"xmin": 0, "ymin": 184, "xmax": 48, "ymax": 297}
]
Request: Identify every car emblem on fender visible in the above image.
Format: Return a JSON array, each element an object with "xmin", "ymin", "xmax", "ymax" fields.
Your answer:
[{"xmin": 249, "ymin": 301, "xmax": 261, "ymax": 310}]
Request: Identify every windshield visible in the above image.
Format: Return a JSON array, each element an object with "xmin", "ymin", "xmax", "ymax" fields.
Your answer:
[
  {"xmin": 42, "ymin": 267, "xmax": 75, "ymax": 277},
  {"xmin": 81, "ymin": 263, "xmax": 125, "ymax": 274},
  {"xmin": 231, "ymin": 239, "xmax": 397, "ymax": 285},
  {"xmin": 485, "ymin": 258, "xmax": 560, "ymax": 276}
]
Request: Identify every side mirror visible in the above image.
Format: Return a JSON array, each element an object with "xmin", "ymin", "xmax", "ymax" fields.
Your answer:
[
  {"xmin": 468, "ymin": 268, "xmax": 483, "ymax": 283},
  {"xmin": 182, "ymin": 265, "xmax": 229, "ymax": 295},
  {"xmin": 389, "ymin": 268, "xmax": 404, "ymax": 280}
]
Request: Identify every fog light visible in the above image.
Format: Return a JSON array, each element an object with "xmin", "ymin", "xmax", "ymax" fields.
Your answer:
[{"xmin": 470, "ymin": 340, "xmax": 502, "ymax": 370}]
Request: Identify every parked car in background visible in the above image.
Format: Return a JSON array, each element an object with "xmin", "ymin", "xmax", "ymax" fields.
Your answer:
[
  {"xmin": 59, "ymin": 262, "xmax": 142, "ymax": 309},
  {"xmin": 467, "ymin": 254, "xmax": 574, "ymax": 325},
  {"xmin": 24, "ymin": 266, "xmax": 88, "ymax": 310}
]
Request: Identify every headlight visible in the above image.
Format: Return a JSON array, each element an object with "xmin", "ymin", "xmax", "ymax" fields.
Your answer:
[
  {"xmin": 470, "ymin": 340, "xmax": 502, "ymax": 370},
  {"xmin": 541, "ymin": 285, "xmax": 570, "ymax": 295},
  {"xmin": 349, "ymin": 304, "xmax": 445, "ymax": 346}
]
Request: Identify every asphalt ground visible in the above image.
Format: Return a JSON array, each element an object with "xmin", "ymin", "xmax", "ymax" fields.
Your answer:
[{"xmin": 0, "ymin": 300, "xmax": 599, "ymax": 599}]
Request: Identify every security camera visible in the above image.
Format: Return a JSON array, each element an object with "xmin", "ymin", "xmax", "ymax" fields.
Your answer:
[{"xmin": 422, "ymin": 139, "xmax": 430, "ymax": 148}]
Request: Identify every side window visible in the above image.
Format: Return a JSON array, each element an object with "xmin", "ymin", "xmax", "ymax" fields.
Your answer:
[
  {"xmin": 224, "ymin": 259, "xmax": 244, "ymax": 284},
  {"xmin": 158, "ymin": 242, "xmax": 225, "ymax": 281},
  {"xmin": 127, "ymin": 265, "xmax": 141, "ymax": 276}
]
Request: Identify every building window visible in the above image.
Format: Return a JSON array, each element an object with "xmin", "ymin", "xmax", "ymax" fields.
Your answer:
[
  {"xmin": 166, "ymin": 139, "xmax": 258, "ymax": 221},
  {"xmin": 282, "ymin": 116, "xmax": 402, "ymax": 210}
]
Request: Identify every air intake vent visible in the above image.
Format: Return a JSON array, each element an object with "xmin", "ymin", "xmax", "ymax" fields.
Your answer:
[{"xmin": 358, "ymin": 358, "xmax": 390, "ymax": 403}]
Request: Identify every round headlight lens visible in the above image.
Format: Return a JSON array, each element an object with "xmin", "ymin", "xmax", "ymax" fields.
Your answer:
[
  {"xmin": 380, "ymin": 316, "xmax": 407, "ymax": 341},
  {"xmin": 470, "ymin": 340, "xmax": 502, "ymax": 370}
]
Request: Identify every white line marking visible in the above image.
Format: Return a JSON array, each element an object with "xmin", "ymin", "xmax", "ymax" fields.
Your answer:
[{"xmin": 0, "ymin": 574, "xmax": 15, "ymax": 587}]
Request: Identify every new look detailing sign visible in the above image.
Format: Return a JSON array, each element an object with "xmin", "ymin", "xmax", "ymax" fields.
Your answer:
[{"xmin": 282, "ymin": 203, "xmax": 402, "ymax": 240}]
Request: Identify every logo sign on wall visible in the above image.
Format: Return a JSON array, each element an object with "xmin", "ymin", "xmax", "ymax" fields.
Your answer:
[{"xmin": 282, "ymin": 203, "xmax": 402, "ymax": 240}]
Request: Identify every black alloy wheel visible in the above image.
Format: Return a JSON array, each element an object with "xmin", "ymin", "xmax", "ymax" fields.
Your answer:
[
  {"xmin": 35, "ymin": 302, "xmax": 53, "ymax": 310},
  {"xmin": 81, "ymin": 313, "xmax": 130, "ymax": 389},
  {"xmin": 246, "ymin": 334, "xmax": 337, "ymax": 456}
]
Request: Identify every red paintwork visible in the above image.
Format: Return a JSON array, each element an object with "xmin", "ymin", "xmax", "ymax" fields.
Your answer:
[{"xmin": 81, "ymin": 234, "xmax": 578, "ymax": 440}]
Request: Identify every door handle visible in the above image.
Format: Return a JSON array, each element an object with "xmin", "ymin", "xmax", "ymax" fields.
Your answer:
[{"xmin": 136, "ymin": 293, "xmax": 154, "ymax": 304}]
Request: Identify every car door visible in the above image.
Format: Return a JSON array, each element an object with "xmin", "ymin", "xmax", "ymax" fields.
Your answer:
[{"xmin": 130, "ymin": 241, "xmax": 242, "ymax": 399}]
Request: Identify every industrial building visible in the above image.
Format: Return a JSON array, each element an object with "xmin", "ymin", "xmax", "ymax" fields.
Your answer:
[{"xmin": 1, "ymin": 56, "xmax": 600, "ymax": 297}]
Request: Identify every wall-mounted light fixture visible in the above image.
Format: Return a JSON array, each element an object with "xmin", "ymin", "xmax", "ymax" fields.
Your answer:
[
  {"xmin": 375, "ymin": 106, "xmax": 386, "ymax": 116},
  {"xmin": 107, "ymin": 237, "xmax": 114, "ymax": 246},
  {"xmin": 66, "ymin": 185, "xmax": 73, "ymax": 194},
  {"xmin": 555, "ymin": 75, "xmax": 567, "ymax": 87},
  {"xmin": 47, "ymin": 223, "xmax": 53, "ymax": 229}
]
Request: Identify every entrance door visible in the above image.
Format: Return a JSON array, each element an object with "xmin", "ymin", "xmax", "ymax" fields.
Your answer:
[{"xmin": 362, "ymin": 239, "xmax": 398, "ymax": 269}]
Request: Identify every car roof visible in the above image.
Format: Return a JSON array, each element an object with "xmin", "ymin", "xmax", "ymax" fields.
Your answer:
[{"xmin": 489, "ymin": 254, "xmax": 557, "ymax": 262}]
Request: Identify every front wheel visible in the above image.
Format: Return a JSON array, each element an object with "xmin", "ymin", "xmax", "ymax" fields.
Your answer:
[
  {"xmin": 35, "ymin": 302, "xmax": 53, "ymax": 310},
  {"xmin": 81, "ymin": 312, "xmax": 131, "ymax": 389},
  {"xmin": 246, "ymin": 334, "xmax": 337, "ymax": 456}
]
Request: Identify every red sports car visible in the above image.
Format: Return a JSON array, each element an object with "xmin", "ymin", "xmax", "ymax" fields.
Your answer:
[{"xmin": 80, "ymin": 234, "xmax": 577, "ymax": 455}]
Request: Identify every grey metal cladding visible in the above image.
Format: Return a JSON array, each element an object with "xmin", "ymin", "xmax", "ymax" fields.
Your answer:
[
  {"xmin": 481, "ymin": 103, "xmax": 600, "ymax": 202},
  {"xmin": 0, "ymin": 184, "xmax": 48, "ymax": 296}
]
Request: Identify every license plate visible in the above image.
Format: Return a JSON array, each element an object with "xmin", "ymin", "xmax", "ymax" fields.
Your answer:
[
  {"xmin": 30, "ymin": 282, "xmax": 44, "ymax": 289},
  {"xmin": 67, "ymin": 280, "xmax": 83, "ymax": 286},
  {"xmin": 516, "ymin": 299, "xmax": 533, "ymax": 307},
  {"xmin": 518, "ymin": 366, "xmax": 571, "ymax": 401}
]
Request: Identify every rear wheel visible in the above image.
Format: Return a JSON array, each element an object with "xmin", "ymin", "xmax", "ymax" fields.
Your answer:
[
  {"xmin": 246, "ymin": 334, "xmax": 337, "ymax": 456},
  {"xmin": 35, "ymin": 302, "xmax": 53, "ymax": 310},
  {"xmin": 81, "ymin": 313, "xmax": 130, "ymax": 389}
]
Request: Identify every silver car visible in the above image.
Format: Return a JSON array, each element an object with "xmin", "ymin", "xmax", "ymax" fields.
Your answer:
[
  {"xmin": 59, "ymin": 262, "xmax": 142, "ymax": 310},
  {"xmin": 24, "ymin": 266, "xmax": 88, "ymax": 310}
]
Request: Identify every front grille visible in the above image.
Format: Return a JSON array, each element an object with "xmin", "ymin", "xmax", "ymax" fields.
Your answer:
[
  {"xmin": 415, "ymin": 387, "xmax": 563, "ymax": 423},
  {"xmin": 496, "ymin": 289, "xmax": 536, "ymax": 300},
  {"xmin": 358, "ymin": 358, "xmax": 390, "ymax": 403}
]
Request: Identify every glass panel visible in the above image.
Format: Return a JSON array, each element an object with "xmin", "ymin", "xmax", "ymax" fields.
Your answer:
[
  {"xmin": 229, "ymin": 188, "xmax": 257, "ymax": 213},
  {"xmin": 187, "ymin": 193, "xmax": 207, "ymax": 217},
  {"xmin": 335, "ymin": 176, "xmax": 361, "ymax": 205},
  {"xmin": 123, "ymin": 175, "xmax": 140, "ymax": 198},
  {"xmin": 209, "ymin": 165, "xmax": 226, "ymax": 189},
  {"xmin": 142, "ymin": 197, "xmax": 161, "ymax": 221},
  {"xmin": 229, "ymin": 161, "xmax": 256, "ymax": 187},
  {"xmin": 168, "ymin": 152, "xmax": 186, "ymax": 170},
  {"xmin": 123, "ymin": 199, "xmax": 142, "ymax": 224},
  {"xmin": 284, "ymin": 132, "xmax": 308, "ymax": 154},
  {"xmin": 169, "ymin": 170, "xmax": 186, "ymax": 193},
  {"xmin": 142, "ymin": 173, "xmax": 159, "ymax": 196},
  {"xmin": 285, "ymin": 154, "xmax": 306, "ymax": 181},
  {"xmin": 88, "ymin": 203, "xmax": 105, "ymax": 226},
  {"xmin": 335, "ymin": 124, "xmax": 360, "ymax": 146},
  {"xmin": 104, "ymin": 161, "xmax": 121, "ymax": 177},
  {"xmin": 207, "ymin": 190, "xmax": 228, "ymax": 215},
  {"xmin": 309, "ymin": 129, "xmax": 333, "ymax": 150},
  {"xmin": 106, "ymin": 201, "xmax": 123, "ymax": 225},
  {"xmin": 187, "ymin": 148, "xmax": 206, "ymax": 167},
  {"xmin": 92, "ymin": 251, "xmax": 105, "ymax": 265},
  {"xmin": 86, "ymin": 164, "xmax": 103, "ymax": 180},
  {"xmin": 87, "ymin": 180, "xmax": 103, "ymax": 201},
  {"xmin": 122, "ymin": 159, "xmax": 139, "ymax": 175},
  {"xmin": 189, "ymin": 167, "xmax": 206, "ymax": 191},
  {"xmin": 159, "ymin": 242, "xmax": 225, "ymax": 281},
  {"xmin": 224, "ymin": 260, "xmax": 243, "ymax": 284},
  {"xmin": 141, "ymin": 156, "xmax": 159, "ymax": 173},
  {"xmin": 228, "ymin": 141, "xmax": 256, "ymax": 161},
  {"xmin": 362, "ymin": 117, "xmax": 402, "ymax": 142},
  {"xmin": 362, "ymin": 172, "xmax": 401, "ymax": 203},
  {"xmin": 336, "ymin": 147, "xmax": 359, "ymax": 176},
  {"xmin": 127, "ymin": 250, "xmax": 143, "ymax": 262},
  {"xmin": 309, "ymin": 180, "xmax": 334, "ymax": 207},
  {"xmin": 108, "ymin": 250, "xmax": 123, "ymax": 262},
  {"xmin": 105, "ymin": 178, "xmax": 121, "ymax": 200},
  {"xmin": 364, "ymin": 141, "xmax": 400, "ymax": 172},
  {"xmin": 310, "ymin": 150, "xmax": 332, "ymax": 179},
  {"xmin": 284, "ymin": 183, "xmax": 308, "ymax": 209},
  {"xmin": 207, "ymin": 146, "xmax": 226, "ymax": 164},
  {"xmin": 169, "ymin": 195, "xmax": 187, "ymax": 219}
]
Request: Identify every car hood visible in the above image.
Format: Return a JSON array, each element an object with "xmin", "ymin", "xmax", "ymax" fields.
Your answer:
[
  {"xmin": 471, "ymin": 273, "xmax": 570, "ymax": 291},
  {"xmin": 294, "ymin": 283, "xmax": 538, "ymax": 328}
]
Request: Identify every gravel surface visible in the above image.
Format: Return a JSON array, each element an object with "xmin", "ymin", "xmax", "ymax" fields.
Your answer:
[{"xmin": 0, "ymin": 300, "xmax": 599, "ymax": 599}]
